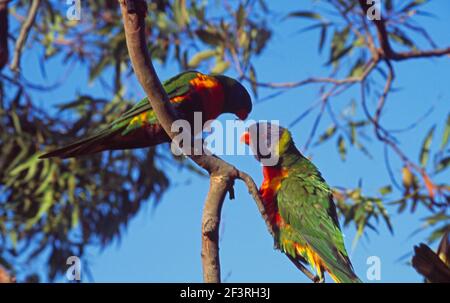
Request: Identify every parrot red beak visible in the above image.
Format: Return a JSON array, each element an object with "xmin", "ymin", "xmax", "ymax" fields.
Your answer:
[{"xmin": 240, "ymin": 131, "xmax": 250, "ymax": 145}]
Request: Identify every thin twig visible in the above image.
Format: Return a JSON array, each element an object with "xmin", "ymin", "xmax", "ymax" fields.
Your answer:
[
  {"xmin": 358, "ymin": 0, "xmax": 394, "ymax": 58},
  {"xmin": 10, "ymin": 0, "xmax": 41, "ymax": 72},
  {"xmin": 373, "ymin": 61, "xmax": 394, "ymax": 128},
  {"xmin": 304, "ymin": 99, "xmax": 327, "ymax": 151},
  {"xmin": 357, "ymin": 0, "xmax": 450, "ymax": 61},
  {"xmin": 389, "ymin": 105, "xmax": 434, "ymax": 133},
  {"xmin": 360, "ymin": 72, "xmax": 433, "ymax": 193},
  {"xmin": 0, "ymin": 0, "xmax": 9, "ymax": 70},
  {"xmin": 243, "ymin": 60, "xmax": 377, "ymax": 89},
  {"xmin": 236, "ymin": 171, "xmax": 276, "ymax": 240},
  {"xmin": 393, "ymin": 48, "xmax": 450, "ymax": 61},
  {"xmin": 383, "ymin": 145, "xmax": 402, "ymax": 191}
]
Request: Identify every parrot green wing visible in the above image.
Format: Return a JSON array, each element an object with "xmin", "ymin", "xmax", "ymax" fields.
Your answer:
[
  {"xmin": 39, "ymin": 71, "xmax": 200, "ymax": 159},
  {"xmin": 277, "ymin": 166, "xmax": 361, "ymax": 283},
  {"xmin": 111, "ymin": 70, "xmax": 200, "ymax": 130}
]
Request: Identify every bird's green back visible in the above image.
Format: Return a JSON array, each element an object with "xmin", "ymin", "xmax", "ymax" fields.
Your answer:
[{"xmin": 276, "ymin": 150, "xmax": 360, "ymax": 282}]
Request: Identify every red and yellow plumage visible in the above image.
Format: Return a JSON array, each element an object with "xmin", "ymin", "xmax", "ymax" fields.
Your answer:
[
  {"xmin": 260, "ymin": 166, "xmax": 336, "ymax": 281},
  {"xmin": 243, "ymin": 123, "xmax": 361, "ymax": 283},
  {"xmin": 40, "ymin": 71, "xmax": 251, "ymax": 159}
]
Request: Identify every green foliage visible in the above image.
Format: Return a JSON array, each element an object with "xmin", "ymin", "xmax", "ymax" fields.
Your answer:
[
  {"xmin": 0, "ymin": 93, "xmax": 172, "ymax": 280},
  {"xmin": 0, "ymin": 0, "xmax": 273, "ymax": 280},
  {"xmin": 277, "ymin": 0, "xmax": 450, "ymax": 251},
  {"xmin": 1, "ymin": 0, "xmax": 449, "ymax": 281},
  {"xmin": 419, "ymin": 126, "xmax": 435, "ymax": 167},
  {"xmin": 333, "ymin": 186, "xmax": 393, "ymax": 249}
]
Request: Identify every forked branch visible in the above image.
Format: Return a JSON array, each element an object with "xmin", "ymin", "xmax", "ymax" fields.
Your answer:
[
  {"xmin": 10, "ymin": 0, "xmax": 41, "ymax": 72},
  {"xmin": 118, "ymin": 0, "xmax": 316, "ymax": 283}
]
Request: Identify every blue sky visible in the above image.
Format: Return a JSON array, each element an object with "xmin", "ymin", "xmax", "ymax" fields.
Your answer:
[{"xmin": 16, "ymin": 0, "xmax": 450, "ymax": 282}]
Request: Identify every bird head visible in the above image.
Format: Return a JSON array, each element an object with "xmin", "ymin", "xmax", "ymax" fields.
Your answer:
[
  {"xmin": 241, "ymin": 122, "xmax": 292, "ymax": 166},
  {"xmin": 215, "ymin": 75, "xmax": 252, "ymax": 120}
]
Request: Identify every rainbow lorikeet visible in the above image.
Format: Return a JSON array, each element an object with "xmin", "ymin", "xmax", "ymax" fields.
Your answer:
[
  {"xmin": 40, "ymin": 71, "xmax": 252, "ymax": 158},
  {"xmin": 241, "ymin": 122, "xmax": 361, "ymax": 283}
]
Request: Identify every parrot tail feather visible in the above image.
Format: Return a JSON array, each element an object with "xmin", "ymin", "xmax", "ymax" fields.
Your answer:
[
  {"xmin": 39, "ymin": 128, "xmax": 121, "ymax": 159},
  {"xmin": 292, "ymin": 244, "xmax": 362, "ymax": 283},
  {"xmin": 326, "ymin": 254, "xmax": 362, "ymax": 283},
  {"xmin": 328, "ymin": 268, "xmax": 362, "ymax": 283}
]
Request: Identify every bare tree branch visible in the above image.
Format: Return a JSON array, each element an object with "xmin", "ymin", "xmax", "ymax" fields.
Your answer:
[
  {"xmin": 0, "ymin": 0, "xmax": 9, "ymax": 70},
  {"xmin": 119, "ymin": 0, "xmax": 226, "ymax": 283},
  {"xmin": 358, "ymin": 0, "xmax": 450, "ymax": 61},
  {"xmin": 118, "ymin": 0, "xmax": 317, "ymax": 283},
  {"xmin": 201, "ymin": 176, "xmax": 231, "ymax": 282},
  {"xmin": 359, "ymin": 68, "xmax": 436, "ymax": 197},
  {"xmin": 248, "ymin": 1, "xmax": 449, "ymax": 92},
  {"xmin": 393, "ymin": 47, "xmax": 450, "ymax": 61},
  {"xmin": 242, "ymin": 59, "xmax": 377, "ymax": 89},
  {"xmin": 358, "ymin": 0, "xmax": 395, "ymax": 59},
  {"xmin": 242, "ymin": 1, "xmax": 448, "ymax": 92},
  {"xmin": 373, "ymin": 61, "xmax": 395, "ymax": 131},
  {"xmin": 236, "ymin": 171, "xmax": 276, "ymax": 240},
  {"xmin": 243, "ymin": 1, "xmax": 448, "ymax": 213},
  {"xmin": 10, "ymin": 0, "xmax": 41, "ymax": 72}
]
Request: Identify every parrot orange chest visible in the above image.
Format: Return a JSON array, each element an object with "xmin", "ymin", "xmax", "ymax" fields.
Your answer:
[
  {"xmin": 260, "ymin": 166, "xmax": 288, "ymax": 227},
  {"xmin": 260, "ymin": 166, "xmax": 330, "ymax": 279}
]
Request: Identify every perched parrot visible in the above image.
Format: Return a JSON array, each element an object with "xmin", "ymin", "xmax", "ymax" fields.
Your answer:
[
  {"xmin": 241, "ymin": 122, "xmax": 361, "ymax": 283},
  {"xmin": 40, "ymin": 71, "xmax": 252, "ymax": 158}
]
